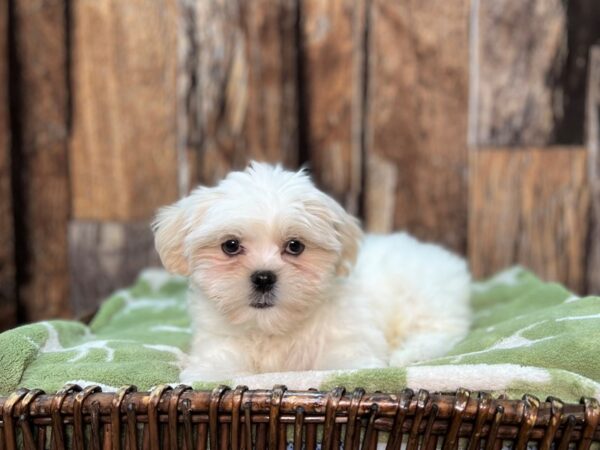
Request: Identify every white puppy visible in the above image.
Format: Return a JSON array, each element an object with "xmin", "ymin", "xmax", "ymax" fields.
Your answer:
[{"xmin": 152, "ymin": 162, "xmax": 471, "ymax": 381}]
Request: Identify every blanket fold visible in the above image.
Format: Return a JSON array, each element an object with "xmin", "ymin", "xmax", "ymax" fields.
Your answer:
[{"xmin": 1, "ymin": 267, "xmax": 599, "ymax": 401}]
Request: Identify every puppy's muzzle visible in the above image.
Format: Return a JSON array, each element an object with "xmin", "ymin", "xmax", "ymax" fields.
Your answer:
[{"xmin": 251, "ymin": 270, "xmax": 277, "ymax": 293}]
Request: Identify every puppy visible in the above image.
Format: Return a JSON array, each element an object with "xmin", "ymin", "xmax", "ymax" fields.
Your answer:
[{"xmin": 152, "ymin": 162, "xmax": 471, "ymax": 381}]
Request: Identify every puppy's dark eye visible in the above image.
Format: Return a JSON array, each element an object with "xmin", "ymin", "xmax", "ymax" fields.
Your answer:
[
  {"xmin": 284, "ymin": 239, "xmax": 305, "ymax": 256},
  {"xmin": 222, "ymin": 239, "xmax": 242, "ymax": 255}
]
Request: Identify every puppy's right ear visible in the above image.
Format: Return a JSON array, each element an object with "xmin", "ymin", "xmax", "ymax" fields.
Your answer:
[
  {"xmin": 153, "ymin": 187, "xmax": 221, "ymax": 275},
  {"xmin": 152, "ymin": 198, "xmax": 192, "ymax": 276}
]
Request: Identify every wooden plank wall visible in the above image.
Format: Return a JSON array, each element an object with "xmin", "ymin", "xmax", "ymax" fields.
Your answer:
[
  {"xmin": 587, "ymin": 47, "xmax": 600, "ymax": 293},
  {"xmin": 0, "ymin": 0, "xmax": 15, "ymax": 330},
  {"xmin": 10, "ymin": 0, "xmax": 72, "ymax": 322},
  {"xmin": 468, "ymin": 0, "xmax": 600, "ymax": 294},
  {"xmin": 67, "ymin": 0, "xmax": 181, "ymax": 314},
  {"xmin": 366, "ymin": 0, "xmax": 469, "ymax": 252},
  {"xmin": 469, "ymin": 148, "xmax": 589, "ymax": 292},
  {"xmin": 470, "ymin": 0, "xmax": 566, "ymax": 146},
  {"xmin": 192, "ymin": 0, "xmax": 299, "ymax": 185},
  {"xmin": 1, "ymin": 0, "xmax": 600, "ymax": 329},
  {"xmin": 70, "ymin": 0, "xmax": 180, "ymax": 222},
  {"xmin": 301, "ymin": 0, "xmax": 365, "ymax": 215}
]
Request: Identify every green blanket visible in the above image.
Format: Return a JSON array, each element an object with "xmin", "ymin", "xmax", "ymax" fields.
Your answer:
[{"xmin": 1, "ymin": 267, "xmax": 599, "ymax": 401}]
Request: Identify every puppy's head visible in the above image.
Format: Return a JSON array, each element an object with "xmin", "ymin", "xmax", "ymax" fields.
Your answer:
[{"xmin": 152, "ymin": 162, "xmax": 362, "ymax": 334}]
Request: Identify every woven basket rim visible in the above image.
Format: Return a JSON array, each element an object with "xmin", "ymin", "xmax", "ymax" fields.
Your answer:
[{"xmin": 1, "ymin": 385, "xmax": 599, "ymax": 450}]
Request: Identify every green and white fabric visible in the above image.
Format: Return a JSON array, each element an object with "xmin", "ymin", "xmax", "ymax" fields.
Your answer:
[{"xmin": 1, "ymin": 267, "xmax": 599, "ymax": 402}]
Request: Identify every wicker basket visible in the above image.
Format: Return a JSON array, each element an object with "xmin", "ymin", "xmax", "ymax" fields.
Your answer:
[{"xmin": 0, "ymin": 384, "xmax": 598, "ymax": 450}]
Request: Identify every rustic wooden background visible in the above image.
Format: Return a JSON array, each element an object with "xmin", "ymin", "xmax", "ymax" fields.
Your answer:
[{"xmin": 1, "ymin": 0, "xmax": 600, "ymax": 331}]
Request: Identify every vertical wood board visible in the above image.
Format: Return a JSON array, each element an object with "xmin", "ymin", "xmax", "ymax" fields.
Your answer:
[
  {"xmin": 366, "ymin": 0, "xmax": 470, "ymax": 252},
  {"xmin": 554, "ymin": 0, "xmax": 600, "ymax": 144},
  {"xmin": 70, "ymin": 0, "xmax": 180, "ymax": 221},
  {"xmin": 301, "ymin": 0, "xmax": 366, "ymax": 214},
  {"xmin": 0, "ymin": 0, "xmax": 16, "ymax": 330},
  {"xmin": 469, "ymin": 148, "xmax": 589, "ymax": 293},
  {"xmin": 194, "ymin": 0, "xmax": 299, "ymax": 186},
  {"xmin": 585, "ymin": 46, "xmax": 600, "ymax": 294},
  {"xmin": 470, "ymin": 0, "xmax": 567, "ymax": 146},
  {"xmin": 12, "ymin": 0, "xmax": 72, "ymax": 321}
]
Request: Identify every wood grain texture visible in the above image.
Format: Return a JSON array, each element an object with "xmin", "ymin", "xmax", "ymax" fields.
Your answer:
[
  {"xmin": 194, "ymin": 0, "xmax": 299, "ymax": 186},
  {"xmin": 0, "ymin": 0, "xmax": 16, "ymax": 330},
  {"xmin": 12, "ymin": 0, "xmax": 72, "ymax": 320},
  {"xmin": 70, "ymin": 0, "xmax": 180, "ymax": 220},
  {"xmin": 554, "ymin": 0, "xmax": 600, "ymax": 144},
  {"xmin": 470, "ymin": 0, "xmax": 567, "ymax": 147},
  {"xmin": 68, "ymin": 221, "xmax": 160, "ymax": 316},
  {"xmin": 469, "ymin": 148, "xmax": 589, "ymax": 293},
  {"xmin": 365, "ymin": 0, "xmax": 469, "ymax": 252},
  {"xmin": 586, "ymin": 46, "xmax": 600, "ymax": 294},
  {"xmin": 301, "ymin": 0, "xmax": 365, "ymax": 214},
  {"xmin": 177, "ymin": 0, "xmax": 200, "ymax": 195}
]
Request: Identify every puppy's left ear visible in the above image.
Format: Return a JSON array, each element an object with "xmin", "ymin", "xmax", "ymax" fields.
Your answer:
[
  {"xmin": 309, "ymin": 194, "xmax": 363, "ymax": 277},
  {"xmin": 333, "ymin": 205, "xmax": 363, "ymax": 277}
]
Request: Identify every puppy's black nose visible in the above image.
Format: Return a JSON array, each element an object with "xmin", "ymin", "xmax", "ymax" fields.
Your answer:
[{"xmin": 251, "ymin": 270, "xmax": 277, "ymax": 292}]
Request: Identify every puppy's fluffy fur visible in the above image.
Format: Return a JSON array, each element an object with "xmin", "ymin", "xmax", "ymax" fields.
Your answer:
[{"xmin": 153, "ymin": 163, "xmax": 471, "ymax": 381}]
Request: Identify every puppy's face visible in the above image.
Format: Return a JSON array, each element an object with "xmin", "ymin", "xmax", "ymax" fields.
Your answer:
[{"xmin": 152, "ymin": 163, "xmax": 362, "ymax": 334}]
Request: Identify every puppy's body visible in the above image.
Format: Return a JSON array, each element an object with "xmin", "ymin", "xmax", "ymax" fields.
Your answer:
[{"xmin": 153, "ymin": 163, "xmax": 470, "ymax": 382}]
